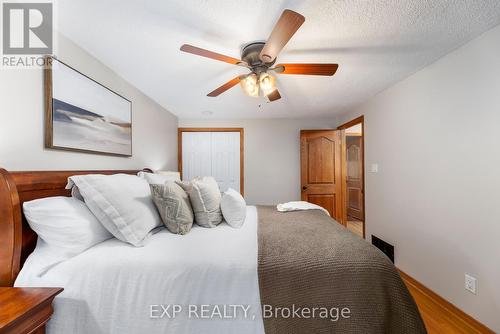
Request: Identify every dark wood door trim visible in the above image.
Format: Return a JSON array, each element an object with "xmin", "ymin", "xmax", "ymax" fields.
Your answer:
[
  {"xmin": 338, "ymin": 116, "xmax": 365, "ymax": 238},
  {"xmin": 338, "ymin": 115, "xmax": 364, "ymax": 130},
  {"xmin": 178, "ymin": 128, "xmax": 244, "ymax": 196}
]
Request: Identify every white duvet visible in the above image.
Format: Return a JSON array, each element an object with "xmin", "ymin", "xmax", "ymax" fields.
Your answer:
[{"xmin": 15, "ymin": 206, "xmax": 265, "ymax": 334}]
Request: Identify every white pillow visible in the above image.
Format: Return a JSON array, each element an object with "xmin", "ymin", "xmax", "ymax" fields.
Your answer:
[
  {"xmin": 176, "ymin": 176, "xmax": 223, "ymax": 228},
  {"xmin": 157, "ymin": 171, "xmax": 182, "ymax": 178},
  {"xmin": 137, "ymin": 171, "xmax": 180, "ymax": 184},
  {"xmin": 23, "ymin": 196, "xmax": 112, "ymax": 272},
  {"xmin": 66, "ymin": 174, "xmax": 162, "ymax": 247},
  {"xmin": 221, "ymin": 188, "xmax": 247, "ymax": 228}
]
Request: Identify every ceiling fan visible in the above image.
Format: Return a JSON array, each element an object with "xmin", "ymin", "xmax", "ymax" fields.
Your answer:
[{"xmin": 180, "ymin": 9, "xmax": 338, "ymax": 102}]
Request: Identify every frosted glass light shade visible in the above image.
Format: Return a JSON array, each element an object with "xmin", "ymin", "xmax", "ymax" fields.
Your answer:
[
  {"xmin": 259, "ymin": 72, "xmax": 276, "ymax": 96},
  {"xmin": 240, "ymin": 73, "xmax": 259, "ymax": 97}
]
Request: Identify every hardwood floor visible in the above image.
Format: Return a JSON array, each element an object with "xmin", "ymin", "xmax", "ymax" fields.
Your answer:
[
  {"xmin": 401, "ymin": 271, "xmax": 494, "ymax": 334},
  {"xmin": 346, "ymin": 220, "xmax": 363, "ymax": 237}
]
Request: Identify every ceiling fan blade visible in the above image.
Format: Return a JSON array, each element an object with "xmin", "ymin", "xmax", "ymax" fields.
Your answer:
[
  {"xmin": 274, "ymin": 63, "xmax": 338, "ymax": 76},
  {"xmin": 207, "ymin": 76, "xmax": 241, "ymax": 97},
  {"xmin": 267, "ymin": 89, "xmax": 281, "ymax": 102},
  {"xmin": 259, "ymin": 9, "xmax": 305, "ymax": 63},
  {"xmin": 180, "ymin": 44, "xmax": 247, "ymax": 66}
]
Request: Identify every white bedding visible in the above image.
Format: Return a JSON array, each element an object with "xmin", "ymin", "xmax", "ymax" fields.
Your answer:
[{"xmin": 15, "ymin": 206, "xmax": 265, "ymax": 334}]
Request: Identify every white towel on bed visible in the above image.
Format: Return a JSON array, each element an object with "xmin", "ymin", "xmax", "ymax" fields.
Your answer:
[{"xmin": 276, "ymin": 201, "xmax": 330, "ymax": 216}]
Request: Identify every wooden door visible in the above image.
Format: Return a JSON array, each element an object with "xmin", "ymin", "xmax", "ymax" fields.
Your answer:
[
  {"xmin": 346, "ymin": 135, "xmax": 364, "ymax": 220},
  {"xmin": 300, "ymin": 130, "xmax": 342, "ymax": 221}
]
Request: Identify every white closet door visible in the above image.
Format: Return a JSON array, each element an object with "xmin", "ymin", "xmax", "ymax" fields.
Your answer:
[
  {"xmin": 182, "ymin": 131, "xmax": 241, "ymax": 193},
  {"xmin": 182, "ymin": 132, "xmax": 212, "ymax": 182},
  {"xmin": 211, "ymin": 132, "xmax": 240, "ymax": 192}
]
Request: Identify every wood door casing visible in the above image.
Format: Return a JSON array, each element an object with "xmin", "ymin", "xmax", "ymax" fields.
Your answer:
[
  {"xmin": 300, "ymin": 130, "xmax": 342, "ymax": 221},
  {"xmin": 338, "ymin": 115, "xmax": 365, "ymax": 237}
]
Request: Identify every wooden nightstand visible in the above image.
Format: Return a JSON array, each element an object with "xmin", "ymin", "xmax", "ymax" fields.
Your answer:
[{"xmin": 0, "ymin": 288, "xmax": 63, "ymax": 334}]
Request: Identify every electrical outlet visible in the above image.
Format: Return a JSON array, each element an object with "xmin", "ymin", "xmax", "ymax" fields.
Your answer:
[{"xmin": 465, "ymin": 274, "xmax": 477, "ymax": 294}]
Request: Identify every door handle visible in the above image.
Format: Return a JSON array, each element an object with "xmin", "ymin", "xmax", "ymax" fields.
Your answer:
[{"xmin": 302, "ymin": 186, "xmax": 307, "ymax": 191}]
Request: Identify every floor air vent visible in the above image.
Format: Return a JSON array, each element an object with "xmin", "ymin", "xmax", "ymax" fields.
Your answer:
[{"xmin": 371, "ymin": 235, "xmax": 394, "ymax": 263}]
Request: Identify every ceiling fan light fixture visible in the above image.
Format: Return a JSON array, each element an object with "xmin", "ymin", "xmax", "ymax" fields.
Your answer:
[
  {"xmin": 259, "ymin": 72, "xmax": 277, "ymax": 96},
  {"xmin": 240, "ymin": 73, "xmax": 259, "ymax": 97},
  {"xmin": 180, "ymin": 9, "xmax": 338, "ymax": 103}
]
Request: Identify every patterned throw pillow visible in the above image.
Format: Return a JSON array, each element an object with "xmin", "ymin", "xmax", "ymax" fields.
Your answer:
[
  {"xmin": 150, "ymin": 182, "xmax": 194, "ymax": 235},
  {"xmin": 176, "ymin": 177, "xmax": 223, "ymax": 228}
]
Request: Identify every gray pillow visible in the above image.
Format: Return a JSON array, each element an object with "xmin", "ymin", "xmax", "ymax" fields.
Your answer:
[
  {"xmin": 150, "ymin": 182, "xmax": 194, "ymax": 235},
  {"xmin": 176, "ymin": 176, "xmax": 222, "ymax": 228},
  {"xmin": 221, "ymin": 188, "xmax": 246, "ymax": 228}
]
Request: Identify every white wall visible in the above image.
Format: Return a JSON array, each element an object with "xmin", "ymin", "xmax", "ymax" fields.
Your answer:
[
  {"xmin": 179, "ymin": 118, "xmax": 338, "ymax": 205},
  {"xmin": 0, "ymin": 34, "xmax": 178, "ymax": 171},
  {"xmin": 338, "ymin": 24, "xmax": 500, "ymax": 331}
]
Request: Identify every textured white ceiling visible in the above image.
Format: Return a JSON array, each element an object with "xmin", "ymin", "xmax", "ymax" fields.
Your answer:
[{"xmin": 56, "ymin": 0, "xmax": 500, "ymax": 119}]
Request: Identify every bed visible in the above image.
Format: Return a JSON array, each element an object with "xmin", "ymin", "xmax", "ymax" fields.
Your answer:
[{"xmin": 0, "ymin": 168, "xmax": 426, "ymax": 334}]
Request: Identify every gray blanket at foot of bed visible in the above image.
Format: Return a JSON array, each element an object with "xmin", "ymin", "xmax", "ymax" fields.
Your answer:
[{"xmin": 256, "ymin": 206, "xmax": 427, "ymax": 334}]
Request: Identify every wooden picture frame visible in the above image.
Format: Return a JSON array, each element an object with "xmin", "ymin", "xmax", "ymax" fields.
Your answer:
[{"xmin": 45, "ymin": 56, "xmax": 132, "ymax": 157}]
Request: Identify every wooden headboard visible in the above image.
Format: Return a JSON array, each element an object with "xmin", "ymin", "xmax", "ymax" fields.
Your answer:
[{"xmin": 0, "ymin": 168, "xmax": 139, "ymax": 287}]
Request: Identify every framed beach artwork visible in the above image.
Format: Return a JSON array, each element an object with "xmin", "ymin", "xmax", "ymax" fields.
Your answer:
[{"xmin": 45, "ymin": 57, "xmax": 132, "ymax": 156}]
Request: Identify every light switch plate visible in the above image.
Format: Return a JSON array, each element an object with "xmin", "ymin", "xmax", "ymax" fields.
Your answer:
[{"xmin": 369, "ymin": 163, "xmax": 379, "ymax": 173}]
